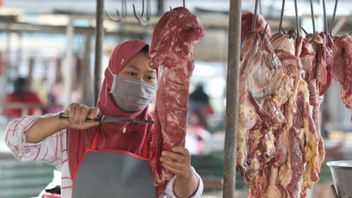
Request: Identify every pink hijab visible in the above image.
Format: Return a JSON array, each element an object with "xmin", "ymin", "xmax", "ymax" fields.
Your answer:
[{"xmin": 67, "ymin": 39, "xmax": 154, "ymax": 180}]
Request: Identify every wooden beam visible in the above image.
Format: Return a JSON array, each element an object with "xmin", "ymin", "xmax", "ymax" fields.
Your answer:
[{"xmin": 223, "ymin": 0, "xmax": 241, "ymax": 197}]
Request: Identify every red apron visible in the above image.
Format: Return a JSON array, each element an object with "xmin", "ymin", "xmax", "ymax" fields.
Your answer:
[{"xmin": 71, "ymin": 128, "xmax": 156, "ymax": 198}]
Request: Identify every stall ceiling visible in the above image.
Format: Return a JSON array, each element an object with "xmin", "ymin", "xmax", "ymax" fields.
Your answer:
[
  {"xmin": 2, "ymin": 0, "xmax": 352, "ymax": 18},
  {"xmin": 0, "ymin": 0, "xmax": 351, "ymax": 36}
]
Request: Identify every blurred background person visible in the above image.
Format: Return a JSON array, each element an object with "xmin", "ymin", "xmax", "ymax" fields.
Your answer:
[
  {"xmin": 186, "ymin": 110, "xmax": 211, "ymax": 155},
  {"xmin": 189, "ymin": 83, "xmax": 214, "ymax": 130},
  {"xmin": 5, "ymin": 77, "xmax": 43, "ymax": 119}
]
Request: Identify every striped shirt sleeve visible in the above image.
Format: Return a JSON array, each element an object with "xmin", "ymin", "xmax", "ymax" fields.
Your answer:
[
  {"xmin": 164, "ymin": 167, "xmax": 204, "ymax": 198},
  {"xmin": 4, "ymin": 114, "xmax": 67, "ymax": 170}
]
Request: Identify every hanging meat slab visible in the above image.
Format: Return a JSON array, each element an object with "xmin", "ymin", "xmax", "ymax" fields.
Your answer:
[
  {"xmin": 149, "ymin": 7, "xmax": 205, "ymax": 183},
  {"xmin": 241, "ymin": 12, "xmax": 272, "ymax": 41},
  {"xmin": 237, "ymin": 31, "xmax": 294, "ymax": 197},
  {"xmin": 238, "ymin": 29, "xmax": 328, "ymax": 197},
  {"xmin": 333, "ymin": 34, "xmax": 352, "ymax": 109}
]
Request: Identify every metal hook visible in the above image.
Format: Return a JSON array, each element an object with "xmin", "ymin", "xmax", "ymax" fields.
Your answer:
[
  {"xmin": 259, "ymin": 0, "xmax": 262, "ymax": 14},
  {"xmin": 106, "ymin": 10, "xmax": 122, "ymax": 22},
  {"xmin": 252, "ymin": 0, "xmax": 259, "ymax": 31},
  {"xmin": 309, "ymin": 0, "xmax": 316, "ymax": 36},
  {"xmin": 263, "ymin": 22, "xmax": 269, "ymax": 35},
  {"xmin": 294, "ymin": 0, "xmax": 300, "ymax": 38},
  {"xmin": 279, "ymin": 0, "xmax": 286, "ymax": 34},
  {"xmin": 105, "ymin": 0, "xmax": 127, "ymax": 23},
  {"xmin": 281, "ymin": 27, "xmax": 286, "ymax": 35},
  {"xmin": 302, "ymin": 27, "xmax": 308, "ymax": 35},
  {"xmin": 330, "ymin": 0, "xmax": 338, "ymax": 35},
  {"xmin": 133, "ymin": 0, "xmax": 151, "ymax": 26},
  {"xmin": 322, "ymin": 0, "xmax": 327, "ymax": 33}
]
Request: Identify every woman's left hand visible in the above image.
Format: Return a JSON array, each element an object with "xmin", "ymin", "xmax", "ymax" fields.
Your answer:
[{"xmin": 160, "ymin": 146, "xmax": 193, "ymax": 180}]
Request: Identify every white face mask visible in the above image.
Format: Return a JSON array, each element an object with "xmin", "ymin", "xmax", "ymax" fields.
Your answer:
[{"xmin": 108, "ymin": 68, "xmax": 157, "ymax": 112}]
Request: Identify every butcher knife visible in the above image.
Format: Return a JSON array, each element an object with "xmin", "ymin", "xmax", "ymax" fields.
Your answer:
[{"xmin": 58, "ymin": 112, "xmax": 154, "ymax": 124}]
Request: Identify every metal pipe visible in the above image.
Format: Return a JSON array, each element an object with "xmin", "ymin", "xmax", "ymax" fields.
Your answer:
[
  {"xmin": 147, "ymin": 0, "xmax": 151, "ymax": 20},
  {"xmin": 157, "ymin": 0, "xmax": 164, "ymax": 16},
  {"xmin": 279, "ymin": 0, "xmax": 286, "ymax": 33},
  {"xmin": 82, "ymin": 33, "xmax": 93, "ymax": 106},
  {"xmin": 122, "ymin": 0, "xmax": 127, "ymax": 18},
  {"xmin": 259, "ymin": 0, "xmax": 262, "ymax": 14},
  {"xmin": 64, "ymin": 18, "xmax": 74, "ymax": 107},
  {"xmin": 223, "ymin": 0, "xmax": 241, "ymax": 197},
  {"xmin": 94, "ymin": 0, "xmax": 104, "ymax": 104},
  {"xmin": 310, "ymin": 0, "xmax": 316, "ymax": 35}
]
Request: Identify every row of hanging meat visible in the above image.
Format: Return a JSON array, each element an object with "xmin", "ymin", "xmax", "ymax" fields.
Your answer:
[{"xmin": 236, "ymin": 11, "xmax": 351, "ymax": 198}]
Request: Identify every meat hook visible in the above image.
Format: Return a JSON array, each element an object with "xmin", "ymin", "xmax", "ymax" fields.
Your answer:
[
  {"xmin": 133, "ymin": 0, "xmax": 151, "ymax": 26},
  {"xmin": 330, "ymin": 0, "xmax": 338, "ymax": 35},
  {"xmin": 259, "ymin": 0, "xmax": 262, "ymax": 14},
  {"xmin": 279, "ymin": 0, "xmax": 286, "ymax": 34},
  {"xmin": 105, "ymin": 0, "xmax": 127, "ymax": 23},
  {"xmin": 301, "ymin": 27, "xmax": 308, "ymax": 35},
  {"xmin": 252, "ymin": 0, "xmax": 259, "ymax": 31},
  {"xmin": 309, "ymin": 0, "xmax": 316, "ymax": 36},
  {"xmin": 294, "ymin": 0, "xmax": 300, "ymax": 38},
  {"xmin": 261, "ymin": 22, "xmax": 269, "ymax": 37},
  {"xmin": 322, "ymin": 0, "xmax": 327, "ymax": 33}
]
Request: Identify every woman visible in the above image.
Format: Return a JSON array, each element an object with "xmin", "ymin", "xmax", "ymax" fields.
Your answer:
[{"xmin": 5, "ymin": 39, "xmax": 203, "ymax": 198}]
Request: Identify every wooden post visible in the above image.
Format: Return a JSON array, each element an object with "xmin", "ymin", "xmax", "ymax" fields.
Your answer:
[
  {"xmin": 94, "ymin": 0, "xmax": 104, "ymax": 105},
  {"xmin": 222, "ymin": 0, "xmax": 241, "ymax": 197}
]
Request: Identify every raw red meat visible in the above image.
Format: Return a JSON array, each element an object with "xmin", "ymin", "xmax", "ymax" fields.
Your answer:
[
  {"xmin": 241, "ymin": 11, "xmax": 272, "ymax": 41},
  {"xmin": 238, "ymin": 31, "xmax": 326, "ymax": 197},
  {"xmin": 314, "ymin": 32, "xmax": 334, "ymax": 96},
  {"xmin": 298, "ymin": 34, "xmax": 326, "ymax": 189},
  {"xmin": 237, "ymin": 32, "xmax": 293, "ymax": 197},
  {"xmin": 149, "ymin": 7, "xmax": 205, "ymax": 184},
  {"xmin": 333, "ymin": 34, "xmax": 352, "ymax": 109}
]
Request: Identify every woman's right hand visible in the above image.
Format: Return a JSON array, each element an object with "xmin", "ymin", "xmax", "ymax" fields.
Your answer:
[{"xmin": 62, "ymin": 103, "xmax": 100, "ymax": 129}]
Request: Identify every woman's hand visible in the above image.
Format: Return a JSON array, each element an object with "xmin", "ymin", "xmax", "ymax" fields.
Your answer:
[
  {"xmin": 160, "ymin": 147, "xmax": 199, "ymax": 198},
  {"xmin": 160, "ymin": 147, "xmax": 193, "ymax": 180},
  {"xmin": 24, "ymin": 103, "xmax": 100, "ymax": 143},
  {"xmin": 62, "ymin": 103, "xmax": 100, "ymax": 130}
]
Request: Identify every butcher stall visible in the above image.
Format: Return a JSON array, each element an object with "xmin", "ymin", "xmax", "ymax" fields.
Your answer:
[{"xmin": 0, "ymin": 0, "xmax": 351, "ymax": 198}]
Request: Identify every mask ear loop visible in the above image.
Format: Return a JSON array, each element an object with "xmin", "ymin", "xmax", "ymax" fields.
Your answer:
[{"xmin": 108, "ymin": 66, "xmax": 118, "ymax": 94}]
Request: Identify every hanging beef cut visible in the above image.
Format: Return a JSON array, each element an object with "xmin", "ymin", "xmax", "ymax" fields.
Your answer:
[
  {"xmin": 332, "ymin": 34, "xmax": 352, "ymax": 109},
  {"xmin": 237, "ymin": 31, "xmax": 294, "ymax": 197},
  {"xmin": 238, "ymin": 29, "xmax": 328, "ymax": 197},
  {"xmin": 316, "ymin": 32, "xmax": 334, "ymax": 96},
  {"xmin": 149, "ymin": 7, "xmax": 205, "ymax": 184},
  {"xmin": 241, "ymin": 12, "xmax": 272, "ymax": 41}
]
